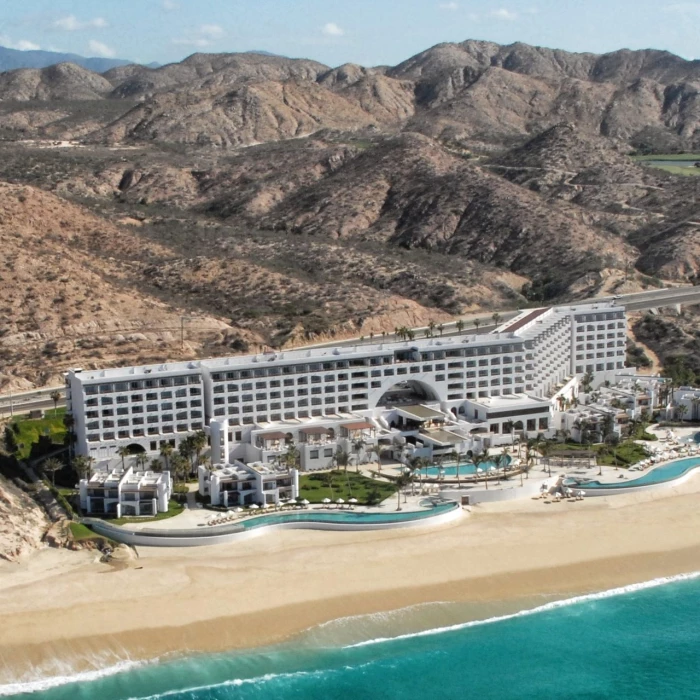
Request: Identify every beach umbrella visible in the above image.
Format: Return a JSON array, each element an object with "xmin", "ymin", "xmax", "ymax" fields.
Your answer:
[
  {"xmin": 348, "ymin": 498, "xmax": 358, "ymax": 504},
  {"xmin": 336, "ymin": 498, "xmax": 345, "ymax": 507},
  {"xmin": 476, "ymin": 467, "xmax": 484, "ymax": 474},
  {"xmin": 322, "ymin": 497, "xmax": 331, "ymax": 505},
  {"xmin": 249, "ymin": 503, "xmax": 259, "ymax": 510},
  {"xmin": 301, "ymin": 499, "xmax": 310, "ymax": 507},
  {"xmin": 233, "ymin": 507, "xmax": 242, "ymax": 513}
]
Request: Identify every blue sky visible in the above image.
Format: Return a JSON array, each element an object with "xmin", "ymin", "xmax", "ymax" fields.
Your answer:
[{"xmin": 1, "ymin": 0, "xmax": 698, "ymax": 67}]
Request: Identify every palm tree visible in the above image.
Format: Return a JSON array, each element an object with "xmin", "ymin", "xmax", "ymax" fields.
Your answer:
[
  {"xmin": 160, "ymin": 442, "xmax": 174, "ymax": 472},
  {"xmin": 117, "ymin": 445, "xmax": 130, "ymax": 470},
  {"xmin": 472, "ymin": 450, "xmax": 490, "ymax": 489},
  {"xmin": 456, "ymin": 319, "xmax": 465, "ymax": 334},
  {"xmin": 492, "ymin": 312, "xmax": 501, "ymax": 327},
  {"xmin": 473, "ymin": 318, "xmax": 481, "ymax": 332},
  {"xmin": 676, "ymin": 403, "xmax": 689, "ymax": 422},
  {"xmin": 428, "ymin": 320, "xmax": 436, "ymax": 337},
  {"xmin": 42, "ymin": 457, "xmax": 63, "ymax": 485},
  {"xmin": 351, "ymin": 438, "xmax": 366, "ymax": 471},
  {"xmin": 178, "ymin": 436, "xmax": 195, "ymax": 475},
  {"xmin": 283, "ymin": 442, "xmax": 301, "ymax": 471},
  {"xmin": 334, "ymin": 447, "xmax": 351, "ymax": 473},
  {"xmin": 149, "ymin": 458, "xmax": 162, "ymax": 472},
  {"xmin": 394, "ymin": 472, "xmax": 412, "ymax": 511},
  {"xmin": 449, "ymin": 449, "xmax": 460, "ymax": 486},
  {"xmin": 438, "ymin": 323, "xmax": 444, "ymax": 336},
  {"xmin": 72, "ymin": 454, "xmax": 93, "ymax": 482},
  {"xmin": 498, "ymin": 448, "xmax": 510, "ymax": 483},
  {"xmin": 407, "ymin": 455, "xmax": 428, "ymax": 492},
  {"xmin": 170, "ymin": 454, "xmax": 189, "ymax": 485},
  {"xmin": 49, "ymin": 390, "xmax": 61, "ymax": 417},
  {"xmin": 192, "ymin": 430, "xmax": 208, "ymax": 467},
  {"xmin": 135, "ymin": 452, "xmax": 148, "ymax": 471}
]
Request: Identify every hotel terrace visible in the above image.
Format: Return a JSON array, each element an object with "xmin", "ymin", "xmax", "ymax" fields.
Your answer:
[{"xmin": 66, "ymin": 302, "xmax": 629, "ymax": 484}]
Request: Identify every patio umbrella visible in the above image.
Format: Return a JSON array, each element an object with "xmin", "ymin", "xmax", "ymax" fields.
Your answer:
[
  {"xmin": 322, "ymin": 497, "xmax": 331, "ymax": 505},
  {"xmin": 249, "ymin": 503, "xmax": 259, "ymax": 510},
  {"xmin": 348, "ymin": 498, "xmax": 358, "ymax": 504},
  {"xmin": 336, "ymin": 498, "xmax": 345, "ymax": 508},
  {"xmin": 301, "ymin": 499, "xmax": 310, "ymax": 507}
]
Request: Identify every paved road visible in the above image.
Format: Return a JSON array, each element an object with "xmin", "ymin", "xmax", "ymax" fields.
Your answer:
[{"xmin": 2, "ymin": 285, "xmax": 699, "ymax": 414}]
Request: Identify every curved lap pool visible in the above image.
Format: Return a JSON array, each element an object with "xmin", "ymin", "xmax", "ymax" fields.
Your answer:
[
  {"xmin": 85, "ymin": 502, "xmax": 461, "ymax": 547},
  {"xmin": 565, "ymin": 457, "xmax": 700, "ymax": 491}
]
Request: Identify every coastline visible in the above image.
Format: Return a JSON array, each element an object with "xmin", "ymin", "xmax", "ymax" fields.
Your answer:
[{"xmin": 3, "ymin": 475, "xmax": 700, "ymax": 686}]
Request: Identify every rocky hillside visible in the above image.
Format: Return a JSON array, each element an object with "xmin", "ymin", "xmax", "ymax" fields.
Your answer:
[
  {"xmin": 0, "ymin": 42, "xmax": 699, "ymax": 150},
  {"xmin": 0, "ymin": 476, "xmax": 50, "ymax": 561}
]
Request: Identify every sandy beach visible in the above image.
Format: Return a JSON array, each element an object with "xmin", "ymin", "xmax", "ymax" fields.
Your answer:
[{"xmin": 3, "ymin": 473, "xmax": 700, "ymax": 685}]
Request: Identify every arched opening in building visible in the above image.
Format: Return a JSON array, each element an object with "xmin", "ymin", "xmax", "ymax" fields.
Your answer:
[
  {"xmin": 125, "ymin": 443, "xmax": 146, "ymax": 455},
  {"xmin": 513, "ymin": 421, "xmax": 524, "ymax": 431},
  {"xmin": 376, "ymin": 380, "xmax": 439, "ymax": 408}
]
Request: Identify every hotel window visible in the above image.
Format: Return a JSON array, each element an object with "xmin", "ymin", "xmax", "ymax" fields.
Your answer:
[
  {"xmin": 310, "ymin": 450, "xmax": 319, "ymax": 459},
  {"xmin": 423, "ymin": 365, "xmax": 433, "ymax": 372},
  {"xmin": 384, "ymin": 369, "xmax": 395, "ymax": 376},
  {"xmin": 103, "ymin": 432, "xmax": 115, "ymax": 440},
  {"xmin": 397, "ymin": 368, "xmax": 408, "ymax": 375},
  {"xmin": 325, "ymin": 397, "xmax": 335, "ymax": 404},
  {"xmin": 162, "ymin": 425, "xmax": 174, "ymax": 433},
  {"xmin": 177, "ymin": 424, "xmax": 189, "ymax": 432},
  {"xmin": 214, "ymin": 397, "xmax": 225, "ymax": 405},
  {"xmin": 436, "ymin": 374, "xmax": 445, "ymax": 382},
  {"xmin": 410, "ymin": 366, "xmax": 420, "ymax": 374},
  {"xmin": 324, "ymin": 386, "xmax": 335, "ymax": 393},
  {"xmin": 189, "ymin": 387, "xmax": 201, "ymax": 396},
  {"xmin": 297, "ymin": 389, "xmax": 308, "ymax": 397},
  {"xmin": 371, "ymin": 380, "xmax": 381, "ymax": 388}
]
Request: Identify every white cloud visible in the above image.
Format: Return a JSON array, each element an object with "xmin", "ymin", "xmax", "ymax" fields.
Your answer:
[
  {"xmin": 88, "ymin": 39, "xmax": 116, "ymax": 58},
  {"xmin": 491, "ymin": 8, "xmax": 518, "ymax": 20},
  {"xmin": 0, "ymin": 35, "xmax": 41, "ymax": 51},
  {"xmin": 439, "ymin": 2, "xmax": 459, "ymax": 9},
  {"xmin": 54, "ymin": 16, "xmax": 109, "ymax": 31},
  {"xmin": 16, "ymin": 39, "xmax": 41, "ymax": 51},
  {"xmin": 199, "ymin": 24, "xmax": 224, "ymax": 38},
  {"xmin": 322, "ymin": 22, "xmax": 344, "ymax": 36},
  {"xmin": 162, "ymin": 0, "xmax": 179, "ymax": 10}
]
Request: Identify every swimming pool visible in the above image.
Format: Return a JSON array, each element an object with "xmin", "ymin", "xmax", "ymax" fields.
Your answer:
[
  {"xmin": 239, "ymin": 502, "xmax": 458, "ymax": 529},
  {"xmin": 410, "ymin": 457, "xmax": 511, "ymax": 478},
  {"xmin": 565, "ymin": 457, "xmax": 700, "ymax": 491}
]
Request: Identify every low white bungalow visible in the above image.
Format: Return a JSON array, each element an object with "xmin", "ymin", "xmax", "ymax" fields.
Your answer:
[{"xmin": 79, "ymin": 466, "xmax": 172, "ymax": 518}]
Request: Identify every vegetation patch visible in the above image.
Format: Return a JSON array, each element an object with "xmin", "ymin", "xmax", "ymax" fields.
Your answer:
[
  {"xmin": 7, "ymin": 408, "xmax": 67, "ymax": 460},
  {"xmin": 299, "ymin": 470, "xmax": 396, "ymax": 505}
]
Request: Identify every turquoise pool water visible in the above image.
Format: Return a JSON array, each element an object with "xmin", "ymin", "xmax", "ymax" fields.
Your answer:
[
  {"xmin": 240, "ymin": 502, "xmax": 457, "ymax": 529},
  {"xmin": 417, "ymin": 457, "xmax": 510, "ymax": 478},
  {"xmin": 566, "ymin": 457, "xmax": 700, "ymax": 491}
]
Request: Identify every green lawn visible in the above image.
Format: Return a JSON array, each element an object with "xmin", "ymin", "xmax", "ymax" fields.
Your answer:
[
  {"xmin": 549, "ymin": 440, "xmax": 649, "ymax": 466},
  {"xmin": 632, "ymin": 153, "xmax": 700, "ymax": 161},
  {"xmin": 69, "ymin": 522, "xmax": 99, "ymax": 541},
  {"xmin": 9, "ymin": 408, "xmax": 67, "ymax": 460},
  {"xmin": 104, "ymin": 498, "xmax": 185, "ymax": 525},
  {"xmin": 649, "ymin": 165, "xmax": 700, "ymax": 177},
  {"xmin": 299, "ymin": 470, "xmax": 396, "ymax": 505}
]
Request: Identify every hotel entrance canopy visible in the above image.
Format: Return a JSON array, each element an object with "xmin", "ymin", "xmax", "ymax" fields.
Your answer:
[{"xmin": 396, "ymin": 405, "xmax": 445, "ymax": 422}]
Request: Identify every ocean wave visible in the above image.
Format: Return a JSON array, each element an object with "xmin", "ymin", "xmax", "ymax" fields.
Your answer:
[
  {"xmin": 0, "ymin": 658, "xmax": 151, "ymax": 697},
  {"xmin": 346, "ymin": 570, "xmax": 700, "ymax": 648},
  {"xmin": 127, "ymin": 669, "xmax": 328, "ymax": 700}
]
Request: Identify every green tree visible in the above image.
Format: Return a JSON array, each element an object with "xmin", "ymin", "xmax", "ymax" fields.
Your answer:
[
  {"xmin": 449, "ymin": 449, "xmax": 461, "ymax": 486},
  {"xmin": 497, "ymin": 448, "xmax": 510, "ymax": 483},
  {"xmin": 49, "ymin": 390, "xmax": 62, "ymax": 417},
  {"xmin": 334, "ymin": 447, "xmax": 351, "ymax": 473},
  {"xmin": 456, "ymin": 319, "xmax": 465, "ymax": 334},
  {"xmin": 394, "ymin": 472, "xmax": 412, "ymax": 511},
  {"xmin": 437, "ymin": 323, "xmax": 444, "ymax": 336},
  {"xmin": 170, "ymin": 453, "xmax": 189, "ymax": 485},
  {"xmin": 283, "ymin": 442, "xmax": 301, "ymax": 471},
  {"xmin": 72, "ymin": 454, "xmax": 93, "ymax": 482},
  {"xmin": 581, "ymin": 371, "xmax": 594, "ymax": 393},
  {"xmin": 473, "ymin": 318, "xmax": 481, "ymax": 331},
  {"xmin": 472, "ymin": 450, "xmax": 490, "ymax": 490},
  {"xmin": 191, "ymin": 430, "xmax": 208, "ymax": 467},
  {"xmin": 492, "ymin": 312, "xmax": 501, "ymax": 327},
  {"xmin": 3, "ymin": 426, "xmax": 18, "ymax": 455},
  {"xmin": 117, "ymin": 445, "xmax": 130, "ymax": 470},
  {"xmin": 160, "ymin": 442, "xmax": 174, "ymax": 473},
  {"xmin": 178, "ymin": 436, "xmax": 195, "ymax": 475},
  {"xmin": 676, "ymin": 403, "xmax": 689, "ymax": 422},
  {"xmin": 149, "ymin": 458, "xmax": 162, "ymax": 472},
  {"xmin": 42, "ymin": 457, "xmax": 63, "ymax": 485}
]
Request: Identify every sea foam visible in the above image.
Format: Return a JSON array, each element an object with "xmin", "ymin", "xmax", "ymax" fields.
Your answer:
[
  {"xmin": 0, "ymin": 658, "xmax": 151, "ymax": 697},
  {"xmin": 346, "ymin": 570, "xmax": 700, "ymax": 648}
]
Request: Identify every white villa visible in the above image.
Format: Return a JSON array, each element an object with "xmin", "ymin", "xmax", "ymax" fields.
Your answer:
[
  {"xmin": 198, "ymin": 461, "xmax": 299, "ymax": 507},
  {"xmin": 65, "ymin": 302, "xmax": 629, "ymax": 474},
  {"xmin": 79, "ymin": 466, "xmax": 172, "ymax": 518}
]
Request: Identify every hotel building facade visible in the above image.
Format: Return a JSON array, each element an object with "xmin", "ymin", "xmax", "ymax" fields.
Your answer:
[{"xmin": 65, "ymin": 302, "xmax": 628, "ymax": 468}]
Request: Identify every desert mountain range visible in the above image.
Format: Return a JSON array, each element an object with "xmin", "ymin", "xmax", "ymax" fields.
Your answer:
[{"xmin": 0, "ymin": 40, "xmax": 698, "ymax": 388}]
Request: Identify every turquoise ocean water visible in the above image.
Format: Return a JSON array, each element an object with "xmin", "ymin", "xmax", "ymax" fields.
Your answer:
[{"xmin": 5, "ymin": 573, "xmax": 700, "ymax": 699}]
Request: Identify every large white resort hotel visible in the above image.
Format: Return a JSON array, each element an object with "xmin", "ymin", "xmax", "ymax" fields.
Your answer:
[{"xmin": 68, "ymin": 302, "xmax": 628, "ymax": 514}]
